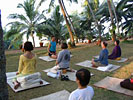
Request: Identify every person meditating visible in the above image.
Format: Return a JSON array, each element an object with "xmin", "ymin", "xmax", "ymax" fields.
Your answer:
[
  {"xmin": 47, "ymin": 36, "xmax": 57, "ymax": 59},
  {"xmin": 69, "ymin": 68, "xmax": 94, "ymax": 100},
  {"xmin": 108, "ymin": 40, "xmax": 121, "ymax": 60},
  {"xmin": 50, "ymin": 43, "xmax": 71, "ymax": 74},
  {"xmin": 13, "ymin": 41, "xmax": 39, "ymax": 89},
  {"xmin": 92, "ymin": 41, "xmax": 108, "ymax": 67}
]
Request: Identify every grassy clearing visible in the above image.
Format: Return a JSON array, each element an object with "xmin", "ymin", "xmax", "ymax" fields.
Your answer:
[{"xmin": 6, "ymin": 41, "xmax": 133, "ymax": 100}]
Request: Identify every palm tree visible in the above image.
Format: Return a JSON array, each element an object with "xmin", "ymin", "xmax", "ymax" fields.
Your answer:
[
  {"xmin": 58, "ymin": 0, "xmax": 75, "ymax": 45},
  {"xmin": 116, "ymin": 0, "xmax": 133, "ymax": 38},
  {"xmin": 37, "ymin": 5, "xmax": 67, "ymax": 42},
  {"xmin": 0, "ymin": 10, "xmax": 8, "ymax": 100},
  {"xmin": 40, "ymin": 0, "xmax": 78, "ymax": 46},
  {"xmin": 111, "ymin": 0, "xmax": 120, "ymax": 34},
  {"xmin": 86, "ymin": 0, "xmax": 101, "ymax": 41},
  {"xmin": 107, "ymin": 0, "xmax": 116, "ymax": 41},
  {"xmin": 7, "ymin": 0, "xmax": 46, "ymax": 47}
]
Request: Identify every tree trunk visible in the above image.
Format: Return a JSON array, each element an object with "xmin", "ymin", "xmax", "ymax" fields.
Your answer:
[
  {"xmin": 31, "ymin": 31, "xmax": 35, "ymax": 47},
  {"xmin": 107, "ymin": 0, "xmax": 116, "ymax": 41},
  {"xmin": 111, "ymin": 0, "xmax": 120, "ymax": 34},
  {"xmin": 58, "ymin": 0, "xmax": 75, "ymax": 45},
  {"xmin": 61, "ymin": 0, "xmax": 76, "ymax": 37},
  {"xmin": 0, "ymin": 10, "xmax": 9, "ymax": 100},
  {"xmin": 87, "ymin": 0, "xmax": 101, "ymax": 41}
]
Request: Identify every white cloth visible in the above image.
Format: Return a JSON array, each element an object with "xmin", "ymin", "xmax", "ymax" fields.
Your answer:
[
  {"xmin": 50, "ymin": 65, "xmax": 60, "ymax": 74},
  {"xmin": 69, "ymin": 86, "xmax": 94, "ymax": 100},
  {"xmin": 17, "ymin": 72, "xmax": 41, "ymax": 83}
]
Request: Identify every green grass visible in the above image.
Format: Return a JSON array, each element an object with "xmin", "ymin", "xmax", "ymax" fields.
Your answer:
[
  {"xmin": 6, "ymin": 41, "xmax": 133, "ymax": 100},
  {"xmin": 122, "ymin": 40, "xmax": 133, "ymax": 44}
]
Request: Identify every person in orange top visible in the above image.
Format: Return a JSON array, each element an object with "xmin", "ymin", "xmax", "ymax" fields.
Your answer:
[{"xmin": 13, "ymin": 41, "xmax": 37, "ymax": 89}]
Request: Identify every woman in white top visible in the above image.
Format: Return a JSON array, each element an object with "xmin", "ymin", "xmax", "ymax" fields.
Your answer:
[{"xmin": 69, "ymin": 68, "xmax": 94, "ymax": 100}]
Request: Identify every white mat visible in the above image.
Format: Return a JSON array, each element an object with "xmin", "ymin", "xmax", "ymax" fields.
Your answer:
[
  {"xmin": 39, "ymin": 55, "xmax": 73, "ymax": 62},
  {"xmin": 6, "ymin": 72, "xmax": 50, "ymax": 92},
  {"xmin": 94, "ymin": 55, "xmax": 128, "ymax": 63},
  {"xmin": 39, "ymin": 56, "xmax": 56, "ymax": 62},
  {"xmin": 43, "ymin": 68, "xmax": 94, "ymax": 81},
  {"xmin": 94, "ymin": 76, "xmax": 133, "ymax": 96},
  {"xmin": 31, "ymin": 90, "xmax": 70, "ymax": 100},
  {"xmin": 116, "ymin": 58, "xmax": 128, "ymax": 62},
  {"xmin": 43, "ymin": 68, "xmax": 76, "ymax": 81},
  {"xmin": 76, "ymin": 60, "xmax": 120, "ymax": 72}
]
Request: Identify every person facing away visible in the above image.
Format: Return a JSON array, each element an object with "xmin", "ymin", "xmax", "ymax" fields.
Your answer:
[
  {"xmin": 92, "ymin": 41, "xmax": 109, "ymax": 67},
  {"xmin": 13, "ymin": 41, "xmax": 37, "ymax": 89},
  {"xmin": 108, "ymin": 40, "xmax": 121, "ymax": 60},
  {"xmin": 69, "ymin": 68, "xmax": 94, "ymax": 100},
  {"xmin": 56, "ymin": 43, "xmax": 70, "ymax": 69},
  {"xmin": 47, "ymin": 36, "xmax": 57, "ymax": 59}
]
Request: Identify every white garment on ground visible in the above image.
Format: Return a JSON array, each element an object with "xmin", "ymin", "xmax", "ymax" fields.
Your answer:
[
  {"xmin": 69, "ymin": 86, "xmax": 94, "ymax": 100},
  {"xmin": 21, "ymin": 78, "xmax": 42, "ymax": 88},
  {"xmin": 50, "ymin": 65, "xmax": 60, "ymax": 74},
  {"xmin": 17, "ymin": 72, "xmax": 41, "ymax": 83}
]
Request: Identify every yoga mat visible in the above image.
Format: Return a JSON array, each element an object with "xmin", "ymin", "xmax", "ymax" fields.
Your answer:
[
  {"xmin": 39, "ymin": 55, "xmax": 73, "ymax": 62},
  {"xmin": 43, "ymin": 68, "xmax": 94, "ymax": 81},
  {"xmin": 94, "ymin": 55, "xmax": 128, "ymax": 63},
  {"xmin": 31, "ymin": 90, "xmax": 70, "ymax": 100},
  {"xmin": 94, "ymin": 76, "xmax": 133, "ymax": 96},
  {"xmin": 76, "ymin": 60, "xmax": 121, "ymax": 72},
  {"xmin": 6, "ymin": 72, "xmax": 50, "ymax": 92}
]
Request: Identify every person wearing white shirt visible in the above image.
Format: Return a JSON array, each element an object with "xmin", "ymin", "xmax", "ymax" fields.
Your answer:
[{"xmin": 69, "ymin": 68, "xmax": 94, "ymax": 100}]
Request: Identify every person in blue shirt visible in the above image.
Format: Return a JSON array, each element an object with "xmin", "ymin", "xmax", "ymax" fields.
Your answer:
[
  {"xmin": 47, "ymin": 36, "xmax": 57, "ymax": 59},
  {"xmin": 91, "ymin": 41, "xmax": 109, "ymax": 67}
]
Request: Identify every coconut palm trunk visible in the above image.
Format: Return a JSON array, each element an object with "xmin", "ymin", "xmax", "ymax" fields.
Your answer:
[
  {"xmin": 107, "ymin": 0, "xmax": 116, "ymax": 41},
  {"xmin": 0, "ymin": 10, "xmax": 8, "ymax": 99},
  {"xmin": 61, "ymin": 0, "xmax": 77, "ymax": 38},
  {"xmin": 111, "ymin": 0, "xmax": 120, "ymax": 34},
  {"xmin": 58, "ymin": 0, "xmax": 75, "ymax": 45},
  {"xmin": 86, "ymin": 0, "xmax": 101, "ymax": 41},
  {"xmin": 31, "ymin": 30, "xmax": 35, "ymax": 47}
]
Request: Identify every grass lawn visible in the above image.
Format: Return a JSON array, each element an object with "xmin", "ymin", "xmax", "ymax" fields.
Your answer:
[{"xmin": 6, "ymin": 40, "xmax": 133, "ymax": 100}]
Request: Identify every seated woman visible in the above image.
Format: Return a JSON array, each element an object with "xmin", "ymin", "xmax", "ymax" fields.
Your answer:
[
  {"xmin": 50, "ymin": 43, "xmax": 71, "ymax": 73},
  {"xmin": 108, "ymin": 40, "xmax": 121, "ymax": 60},
  {"xmin": 13, "ymin": 41, "xmax": 40, "ymax": 89},
  {"xmin": 47, "ymin": 36, "xmax": 57, "ymax": 59},
  {"xmin": 92, "ymin": 41, "xmax": 108, "ymax": 67}
]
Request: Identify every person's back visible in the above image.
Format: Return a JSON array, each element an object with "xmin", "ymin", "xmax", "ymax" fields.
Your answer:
[
  {"xmin": 69, "ymin": 86, "xmax": 94, "ymax": 100},
  {"xmin": 57, "ymin": 47, "xmax": 70, "ymax": 69},
  {"xmin": 18, "ymin": 54, "xmax": 36, "ymax": 75},
  {"xmin": 69, "ymin": 68, "xmax": 94, "ymax": 100}
]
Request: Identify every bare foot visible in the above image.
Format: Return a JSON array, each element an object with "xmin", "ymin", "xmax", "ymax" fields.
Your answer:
[
  {"xmin": 14, "ymin": 83, "xmax": 20, "ymax": 89},
  {"xmin": 92, "ymin": 65, "xmax": 98, "ymax": 68},
  {"xmin": 40, "ymin": 81, "xmax": 43, "ymax": 84}
]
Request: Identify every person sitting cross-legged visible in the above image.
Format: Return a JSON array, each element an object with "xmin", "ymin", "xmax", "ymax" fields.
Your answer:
[
  {"xmin": 92, "ymin": 41, "xmax": 109, "ymax": 67},
  {"xmin": 108, "ymin": 40, "xmax": 121, "ymax": 60},
  {"xmin": 69, "ymin": 68, "xmax": 94, "ymax": 100},
  {"xmin": 47, "ymin": 36, "xmax": 57, "ymax": 59},
  {"xmin": 12, "ymin": 41, "xmax": 42, "ymax": 89}
]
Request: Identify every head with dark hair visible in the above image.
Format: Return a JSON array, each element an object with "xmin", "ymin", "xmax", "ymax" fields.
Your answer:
[
  {"xmin": 101, "ymin": 41, "xmax": 108, "ymax": 48},
  {"xmin": 115, "ymin": 40, "xmax": 120, "ymax": 45},
  {"xmin": 51, "ymin": 36, "xmax": 56, "ymax": 41},
  {"xmin": 24, "ymin": 41, "xmax": 33, "ymax": 51},
  {"xmin": 61, "ymin": 43, "xmax": 68, "ymax": 49},
  {"xmin": 76, "ymin": 68, "xmax": 91, "ymax": 87}
]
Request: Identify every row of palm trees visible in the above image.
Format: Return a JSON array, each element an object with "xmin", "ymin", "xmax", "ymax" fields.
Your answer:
[{"xmin": 4, "ymin": 0, "xmax": 133, "ymax": 48}]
